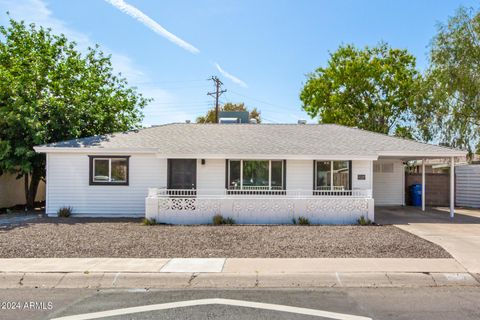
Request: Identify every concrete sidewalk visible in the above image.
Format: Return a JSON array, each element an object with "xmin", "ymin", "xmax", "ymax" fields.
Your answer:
[
  {"xmin": 0, "ymin": 257, "xmax": 467, "ymax": 273},
  {"xmin": 0, "ymin": 258, "xmax": 477, "ymax": 289}
]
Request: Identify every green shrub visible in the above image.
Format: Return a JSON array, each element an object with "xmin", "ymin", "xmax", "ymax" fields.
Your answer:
[
  {"xmin": 223, "ymin": 217, "xmax": 236, "ymax": 225},
  {"xmin": 297, "ymin": 216, "xmax": 310, "ymax": 225},
  {"xmin": 292, "ymin": 217, "xmax": 297, "ymax": 225},
  {"xmin": 357, "ymin": 216, "xmax": 372, "ymax": 226},
  {"xmin": 212, "ymin": 214, "xmax": 235, "ymax": 225},
  {"xmin": 57, "ymin": 206, "xmax": 72, "ymax": 218},
  {"xmin": 212, "ymin": 214, "xmax": 224, "ymax": 225},
  {"xmin": 142, "ymin": 218, "xmax": 157, "ymax": 225}
]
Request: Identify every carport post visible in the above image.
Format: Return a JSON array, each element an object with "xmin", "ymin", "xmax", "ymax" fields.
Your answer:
[
  {"xmin": 450, "ymin": 156, "xmax": 455, "ymax": 218},
  {"xmin": 422, "ymin": 158, "xmax": 426, "ymax": 212}
]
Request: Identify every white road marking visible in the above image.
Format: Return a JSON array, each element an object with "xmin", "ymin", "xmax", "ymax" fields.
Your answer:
[{"xmin": 50, "ymin": 298, "xmax": 372, "ymax": 320}]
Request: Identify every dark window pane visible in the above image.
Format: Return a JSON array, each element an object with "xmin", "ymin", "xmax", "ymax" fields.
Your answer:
[
  {"xmin": 243, "ymin": 160, "xmax": 269, "ymax": 188},
  {"xmin": 316, "ymin": 161, "xmax": 331, "ymax": 189},
  {"xmin": 111, "ymin": 158, "xmax": 127, "ymax": 182},
  {"xmin": 94, "ymin": 159, "xmax": 109, "ymax": 181},
  {"xmin": 271, "ymin": 161, "xmax": 283, "ymax": 189},
  {"xmin": 333, "ymin": 161, "xmax": 349, "ymax": 190},
  {"xmin": 229, "ymin": 160, "xmax": 241, "ymax": 188}
]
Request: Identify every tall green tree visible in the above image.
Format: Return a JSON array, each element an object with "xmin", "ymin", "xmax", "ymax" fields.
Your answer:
[
  {"xmin": 196, "ymin": 102, "xmax": 261, "ymax": 123},
  {"xmin": 423, "ymin": 6, "xmax": 480, "ymax": 154},
  {"xmin": 300, "ymin": 42, "xmax": 423, "ymax": 136},
  {"xmin": 0, "ymin": 18, "xmax": 149, "ymax": 208}
]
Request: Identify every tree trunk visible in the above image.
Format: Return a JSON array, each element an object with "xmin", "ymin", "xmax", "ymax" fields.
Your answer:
[
  {"xmin": 26, "ymin": 170, "xmax": 41, "ymax": 209},
  {"xmin": 24, "ymin": 173, "xmax": 29, "ymax": 208}
]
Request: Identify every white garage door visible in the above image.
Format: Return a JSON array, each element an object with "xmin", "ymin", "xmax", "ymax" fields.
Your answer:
[{"xmin": 373, "ymin": 160, "xmax": 404, "ymax": 206}]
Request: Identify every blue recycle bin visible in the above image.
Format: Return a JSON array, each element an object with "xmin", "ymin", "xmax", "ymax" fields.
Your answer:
[{"xmin": 410, "ymin": 184, "xmax": 422, "ymax": 206}]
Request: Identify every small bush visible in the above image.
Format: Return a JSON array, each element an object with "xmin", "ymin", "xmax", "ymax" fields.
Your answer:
[
  {"xmin": 292, "ymin": 217, "xmax": 297, "ymax": 225},
  {"xmin": 143, "ymin": 218, "xmax": 157, "ymax": 225},
  {"xmin": 57, "ymin": 206, "xmax": 72, "ymax": 218},
  {"xmin": 212, "ymin": 214, "xmax": 235, "ymax": 225},
  {"xmin": 223, "ymin": 217, "xmax": 236, "ymax": 225},
  {"xmin": 212, "ymin": 214, "xmax": 224, "ymax": 225},
  {"xmin": 357, "ymin": 216, "xmax": 372, "ymax": 226},
  {"xmin": 297, "ymin": 216, "xmax": 310, "ymax": 225}
]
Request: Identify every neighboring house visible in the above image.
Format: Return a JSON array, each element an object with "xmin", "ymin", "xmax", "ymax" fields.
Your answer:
[
  {"xmin": 34, "ymin": 123, "xmax": 466, "ymax": 224},
  {"xmin": 0, "ymin": 173, "xmax": 46, "ymax": 209}
]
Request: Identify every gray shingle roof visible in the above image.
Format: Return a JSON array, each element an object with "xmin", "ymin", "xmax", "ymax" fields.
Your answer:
[{"xmin": 35, "ymin": 123, "xmax": 466, "ymax": 158}]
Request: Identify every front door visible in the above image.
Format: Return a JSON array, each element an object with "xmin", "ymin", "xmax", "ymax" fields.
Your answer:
[{"xmin": 168, "ymin": 159, "xmax": 197, "ymax": 190}]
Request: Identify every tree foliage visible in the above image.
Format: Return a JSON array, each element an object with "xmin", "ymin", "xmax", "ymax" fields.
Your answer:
[
  {"xmin": 196, "ymin": 102, "xmax": 261, "ymax": 123},
  {"xmin": 423, "ymin": 6, "xmax": 480, "ymax": 154},
  {"xmin": 300, "ymin": 42, "xmax": 423, "ymax": 136},
  {"xmin": 0, "ymin": 18, "xmax": 149, "ymax": 207}
]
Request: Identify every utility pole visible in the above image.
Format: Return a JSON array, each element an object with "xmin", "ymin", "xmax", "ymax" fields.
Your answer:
[{"xmin": 207, "ymin": 76, "xmax": 226, "ymax": 123}]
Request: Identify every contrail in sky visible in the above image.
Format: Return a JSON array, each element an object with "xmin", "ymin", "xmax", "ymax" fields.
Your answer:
[
  {"xmin": 105, "ymin": 0, "xmax": 200, "ymax": 54},
  {"xmin": 215, "ymin": 63, "xmax": 248, "ymax": 88}
]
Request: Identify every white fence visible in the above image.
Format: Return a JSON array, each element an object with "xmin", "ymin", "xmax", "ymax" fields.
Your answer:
[
  {"xmin": 456, "ymin": 165, "xmax": 480, "ymax": 208},
  {"xmin": 145, "ymin": 188, "xmax": 374, "ymax": 225}
]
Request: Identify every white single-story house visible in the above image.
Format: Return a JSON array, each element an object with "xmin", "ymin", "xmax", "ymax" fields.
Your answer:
[{"xmin": 34, "ymin": 123, "xmax": 466, "ymax": 224}]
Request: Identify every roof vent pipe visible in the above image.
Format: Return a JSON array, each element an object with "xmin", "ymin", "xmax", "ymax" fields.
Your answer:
[
  {"xmin": 249, "ymin": 119, "xmax": 257, "ymax": 124},
  {"xmin": 298, "ymin": 120, "xmax": 307, "ymax": 125}
]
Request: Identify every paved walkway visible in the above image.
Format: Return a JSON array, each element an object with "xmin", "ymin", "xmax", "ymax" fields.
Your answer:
[
  {"xmin": 0, "ymin": 257, "xmax": 476, "ymax": 288},
  {"xmin": 377, "ymin": 206, "xmax": 480, "ymax": 274},
  {"xmin": 0, "ymin": 257, "xmax": 466, "ymax": 273}
]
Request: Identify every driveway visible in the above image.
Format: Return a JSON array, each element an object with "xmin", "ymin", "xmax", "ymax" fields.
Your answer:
[{"xmin": 376, "ymin": 206, "xmax": 480, "ymax": 273}]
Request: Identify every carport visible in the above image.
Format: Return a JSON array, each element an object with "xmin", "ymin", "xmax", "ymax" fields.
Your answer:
[{"xmin": 374, "ymin": 154, "xmax": 464, "ymax": 219}]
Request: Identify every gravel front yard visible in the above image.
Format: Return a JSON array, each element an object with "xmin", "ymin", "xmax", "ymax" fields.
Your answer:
[{"xmin": 0, "ymin": 217, "xmax": 451, "ymax": 258}]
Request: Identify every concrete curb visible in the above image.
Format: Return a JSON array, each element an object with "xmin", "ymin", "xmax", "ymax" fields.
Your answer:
[{"xmin": 1, "ymin": 272, "xmax": 478, "ymax": 289}]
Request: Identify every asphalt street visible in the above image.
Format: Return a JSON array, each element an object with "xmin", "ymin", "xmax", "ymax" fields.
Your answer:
[{"xmin": 1, "ymin": 287, "xmax": 479, "ymax": 320}]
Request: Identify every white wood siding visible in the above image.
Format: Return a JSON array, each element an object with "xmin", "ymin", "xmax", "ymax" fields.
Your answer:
[
  {"xmin": 352, "ymin": 160, "xmax": 372, "ymax": 190},
  {"xmin": 286, "ymin": 160, "xmax": 313, "ymax": 193},
  {"xmin": 456, "ymin": 165, "xmax": 480, "ymax": 208},
  {"xmin": 46, "ymin": 153, "xmax": 166, "ymax": 217},
  {"xmin": 196, "ymin": 159, "xmax": 225, "ymax": 195},
  {"xmin": 46, "ymin": 155, "xmax": 375, "ymax": 217},
  {"xmin": 373, "ymin": 159, "xmax": 404, "ymax": 206}
]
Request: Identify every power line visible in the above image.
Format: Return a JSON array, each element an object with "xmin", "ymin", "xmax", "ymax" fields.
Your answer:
[
  {"xmin": 142, "ymin": 79, "xmax": 207, "ymax": 84},
  {"xmin": 228, "ymin": 90, "xmax": 294, "ymax": 110},
  {"xmin": 150, "ymin": 101, "xmax": 211, "ymax": 105}
]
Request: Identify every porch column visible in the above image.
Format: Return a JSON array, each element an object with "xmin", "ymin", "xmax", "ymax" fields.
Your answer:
[
  {"xmin": 421, "ymin": 158, "xmax": 426, "ymax": 212},
  {"xmin": 450, "ymin": 156, "xmax": 455, "ymax": 218}
]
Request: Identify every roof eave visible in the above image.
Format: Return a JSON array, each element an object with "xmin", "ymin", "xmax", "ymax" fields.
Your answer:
[
  {"xmin": 378, "ymin": 151, "xmax": 468, "ymax": 158},
  {"xmin": 34, "ymin": 147, "xmax": 159, "ymax": 154}
]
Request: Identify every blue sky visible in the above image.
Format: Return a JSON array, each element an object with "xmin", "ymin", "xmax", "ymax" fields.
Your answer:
[{"xmin": 0, "ymin": 0, "xmax": 477, "ymax": 126}]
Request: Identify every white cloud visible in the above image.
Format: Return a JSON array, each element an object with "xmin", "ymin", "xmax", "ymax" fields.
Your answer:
[
  {"xmin": 0, "ymin": 0, "xmax": 91, "ymax": 49},
  {"xmin": 105, "ymin": 0, "xmax": 200, "ymax": 54},
  {"xmin": 0, "ymin": 0, "xmax": 179, "ymax": 126},
  {"xmin": 214, "ymin": 63, "xmax": 248, "ymax": 88}
]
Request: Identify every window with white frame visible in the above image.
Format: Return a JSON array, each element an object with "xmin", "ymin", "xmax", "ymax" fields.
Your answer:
[
  {"xmin": 227, "ymin": 160, "xmax": 284, "ymax": 190},
  {"xmin": 315, "ymin": 160, "xmax": 350, "ymax": 190},
  {"xmin": 89, "ymin": 156, "xmax": 129, "ymax": 185}
]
